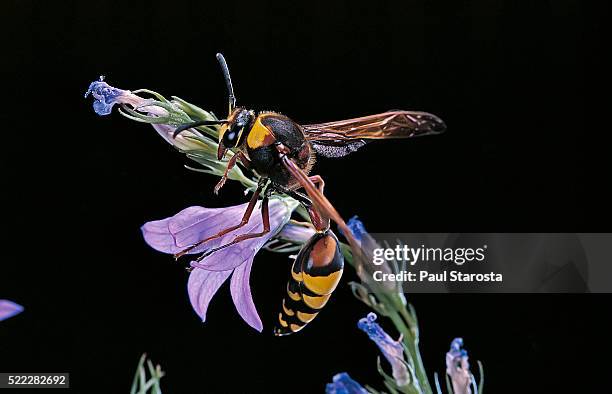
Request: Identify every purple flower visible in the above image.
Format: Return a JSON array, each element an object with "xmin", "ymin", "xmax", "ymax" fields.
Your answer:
[
  {"xmin": 446, "ymin": 338, "xmax": 472, "ymax": 394},
  {"xmin": 0, "ymin": 300, "xmax": 23, "ymax": 322},
  {"xmin": 85, "ymin": 78, "xmax": 209, "ymax": 152},
  {"xmin": 85, "ymin": 77, "xmax": 145, "ymax": 116},
  {"xmin": 358, "ymin": 312, "xmax": 410, "ymax": 386},
  {"xmin": 326, "ymin": 373, "xmax": 368, "ymax": 394},
  {"xmin": 141, "ymin": 198, "xmax": 298, "ymax": 332},
  {"xmin": 275, "ymin": 221, "xmax": 316, "ymax": 243}
]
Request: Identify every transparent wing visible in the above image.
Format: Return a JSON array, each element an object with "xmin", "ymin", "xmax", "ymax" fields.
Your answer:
[{"xmin": 303, "ymin": 110, "xmax": 445, "ymax": 158}]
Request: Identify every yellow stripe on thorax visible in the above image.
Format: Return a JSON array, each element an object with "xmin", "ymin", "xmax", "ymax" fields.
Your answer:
[{"xmin": 246, "ymin": 115, "xmax": 276, "ymax": 149}]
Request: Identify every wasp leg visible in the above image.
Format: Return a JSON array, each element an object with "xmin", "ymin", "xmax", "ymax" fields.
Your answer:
[
  {"xmin": 280, "ymin": 189, "xmax": 326, "ymax": 232},
  {"xmin": 174, "ymin": 178, "xmax": 266, "ymax": 259},
  {"xmin": 303, "ymin": 176, "xmax": 330, "ymax": 230},
  {"xmin": 276, "ymin": 148, "xmax": 359, "ymax": 250},
  {"xmin": 195, "ymin": 189, "xmax": 271, "ymax": 262},
  {"xmin": 281, "ymin": 188, "xmax": 310, "ymax": 206},
  {"xmin": 308, "ymin": 175, "xmax": 325, "ymax": 194},
  {"xmin": 214, "ymin": 151, "xmax": 251, "ymax": 195},
  {"xmin": 279, "ymin": 176, "xmax": 328, "ymax": 231}
]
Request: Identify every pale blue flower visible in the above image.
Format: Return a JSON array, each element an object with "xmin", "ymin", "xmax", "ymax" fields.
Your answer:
[
  {"xmin": 325, "ymin": 373, "xmax": 368, "ymax": 394},
  {"xmin": 85, "ymin": 77, "xmax": 142, "ymax": 116},
  {"xmin": 85, "ymin": 79, "xmax": 206, "ymax": 151},
  {"xmin": 446, "ymin": 338, "xmax": 472, "ymax": 394},
  {"xmin": 345, "ymin": 216, "xmax": 367, "ymax": 242},
  {"xmin": 358, "ymin": 312, "xmax": 409, "ymax": 386}
]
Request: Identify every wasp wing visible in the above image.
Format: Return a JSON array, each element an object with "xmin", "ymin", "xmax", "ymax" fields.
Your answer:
[{"xmin": 303, "ymin": 110, "xmax": 446, "ymax": 158}]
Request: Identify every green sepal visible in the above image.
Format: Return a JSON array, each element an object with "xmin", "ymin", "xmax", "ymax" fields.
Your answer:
[
  {"xmin": 172, "ymin": 96, "xmax": 221, "ymax": 138},
  {"xmin": 118, "ymin": 105, "xmax": 172, "ymax": 124},
  {"xmin": 182, "ymin": 135, "xmax": 219, "ymax": 155},
  {"xmin": 132, "ymin": 89, "xmax": 169, "ymax": 103}
]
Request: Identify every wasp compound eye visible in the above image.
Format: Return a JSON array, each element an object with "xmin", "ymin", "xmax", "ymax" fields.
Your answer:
[{"xmin": 222, "ymin": 127, "xmax": 239, "ymax": 148}]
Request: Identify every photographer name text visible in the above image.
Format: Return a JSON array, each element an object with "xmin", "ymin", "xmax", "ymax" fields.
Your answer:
[{"xmin": 373, "ymin": 270, "xmax": 503, "ymax": 283}]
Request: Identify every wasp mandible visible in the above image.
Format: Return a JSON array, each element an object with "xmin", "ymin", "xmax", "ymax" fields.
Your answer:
[{"xmin": 173, "ymin": 54, "xmax": 446, "ymax": 335}]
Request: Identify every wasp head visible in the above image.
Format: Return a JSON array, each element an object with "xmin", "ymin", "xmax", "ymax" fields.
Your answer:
[{"xmin": 218, "ymin": 107, "xmax": 254, "ymax": 159}]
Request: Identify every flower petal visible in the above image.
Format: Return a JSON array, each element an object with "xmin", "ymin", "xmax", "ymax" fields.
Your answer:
[
  {"xmin": 325, "ymin": 373, "xmax": 369, "ymax": 394},
  {"xmin": 446, "ymin": 337, "xmax": 472, "ymax": 394},
  {"xmin": 141, "ymin": 206, "xmax": 226, "ymax": 254},
  {"xmin": 187, "ymin": 268, "xmax": 232, "ymax": 322},
  {"xmin": 140, "ymin": 215, "xmax": 177, "ymax": 253},
  {"xmin": 142, "ymin": 198, "xmax": 297, "ymax": 270},
  {"xmin": 230, "ymin": 257, "xmax": 263, "ymax": 332},
  {"xmin": 276, "ymin": 221, "xmax": 316, "ymax": 243},
  {"xmin": 197, "ymin": 198, "xmax": 297, "ymax": 271},
  {"xmin": 358, "ymin": 312, "xmax": 410, "ymax": 386},
  {"xmin": 84, "ymin": 78, "xmax": 144, "ymax": 116},
  {"xmin": 0, "ymin": 300, "xmax": 24, "ymax": 322},
  {"xmin": 141, "ymin": 203, "xmax": 252, "ymax": 255},
  {"xmin": 344, "ymin": 216, "xmax": 367, "ymax": 242},
  {"xmin": 151, "ymin": 123, "xmax": 204, "ymax": 151}
]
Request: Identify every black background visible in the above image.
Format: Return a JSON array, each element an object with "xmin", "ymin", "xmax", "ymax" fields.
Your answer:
[{"xmin": 1, "ymin": 1, "xmax": 609, "ymax": 393}]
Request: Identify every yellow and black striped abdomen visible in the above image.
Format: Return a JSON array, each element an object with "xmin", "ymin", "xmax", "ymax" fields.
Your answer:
[{"xmin": 274, "ymin": 230, "xmax": 344, "ymax": 336}]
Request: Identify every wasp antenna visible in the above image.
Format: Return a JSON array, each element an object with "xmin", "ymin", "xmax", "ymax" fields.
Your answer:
[
  {"xmin": 173, "ymin": 119, "xmax": 228, "ymax": 138},
  {"xmin": 216, "ymin": 53, "xmax": 236, "ymax": 115}
]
